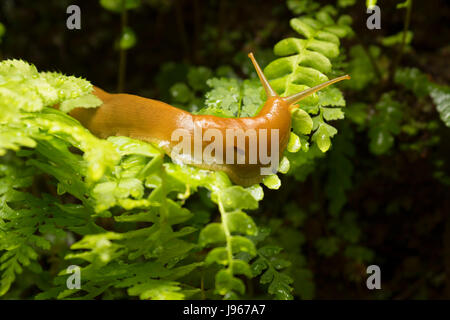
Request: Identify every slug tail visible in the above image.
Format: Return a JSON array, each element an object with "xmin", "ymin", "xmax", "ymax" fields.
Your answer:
[
  {"xmin": 248, "ymin": 52, "xmax": 278, "ymax": 98},
  {"xmin": 283, "ymin": 75, "xmax": 351, "ymax": 106}
]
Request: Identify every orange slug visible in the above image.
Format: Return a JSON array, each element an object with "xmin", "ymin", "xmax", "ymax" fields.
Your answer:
[{"xmin": 69, "ymin": 53, "xmax": 350, "ymax": 186}]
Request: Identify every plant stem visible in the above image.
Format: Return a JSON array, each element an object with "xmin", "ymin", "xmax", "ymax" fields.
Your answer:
[
  {"xmin": 218, "ymin": 196, "xmax": 233, "ymax": 273},
  {"xmin": 174, "ymin": 0, "xmax": 190, "ymax": 61},
  {"xmin": 215, "ymin": 0, "xmax": 227, "ymax": 63},
  {"xmin": 390, "ymin": 0, "xmax": 413, "ymax": 83},
  {"xmin": 445, "ymin": 208, "xmax": 450, "ymax": 298},
  {"xmin": 356, "ymin": 33, "xmax": 382, "ymax": 81},
  {"xmin": 117, "ymin": 2, "xmax": 128, "ymax": 93},
  {"xmin": 193, "ymin": 0, "xmax": 201, "ymax": 64}
]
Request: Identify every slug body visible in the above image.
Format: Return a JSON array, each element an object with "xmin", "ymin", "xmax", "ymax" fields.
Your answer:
[{"xmin": 70, "ymin": 54, "xmax": 349, "ymax": 186}]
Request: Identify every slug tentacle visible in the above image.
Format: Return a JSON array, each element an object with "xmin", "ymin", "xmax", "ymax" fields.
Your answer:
[
  {"xmin": 248, "ymin": 52, "xmax": 278, "ymax": 98},
  {"xmin": 283, "ymin": 74, "xmax": 351, "ymax": 106}
]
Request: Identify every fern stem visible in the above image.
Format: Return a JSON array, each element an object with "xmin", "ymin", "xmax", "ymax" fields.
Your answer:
[
  {"xmin": 218, "ymin": 196, "xmax": 233, "ymax": 272},
  {"xmin": 200, "ymin": 274, "xmax": 206, "ymax": 300},
  {"xmin": 390, "ymin": 0, "xmax": 413, "ymax": 82},
  {"xmin": 117, "ymin": 2, "xmax": 128, "ymax": 93},
  {"xmin": 356, "ymin": 33, "xmax": 382, "ymax": 81},
  {"xmin": 174, "ymin": 0, "xmax": 190, "ymax": 61}
]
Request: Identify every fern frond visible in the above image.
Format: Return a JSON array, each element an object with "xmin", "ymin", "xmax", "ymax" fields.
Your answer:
[{"xmin": 265, "ymin": 6, "xmax": 352, "ymax": 154}]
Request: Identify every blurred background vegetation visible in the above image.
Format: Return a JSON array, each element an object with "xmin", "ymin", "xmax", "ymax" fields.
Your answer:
[{"xmin": 0, "ymin": 0, "xmax": 449, "ymax": 299}]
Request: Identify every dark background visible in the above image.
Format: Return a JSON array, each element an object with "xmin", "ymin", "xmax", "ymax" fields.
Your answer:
[{"xmin": 2, "ymin": 0, "xmax": 449, "ymax": 92}]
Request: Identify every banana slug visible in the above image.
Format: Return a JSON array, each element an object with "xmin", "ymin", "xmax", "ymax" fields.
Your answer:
[{"xmin": 69, "ymin": 53, "xmax": 350, "ymax": 186}]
